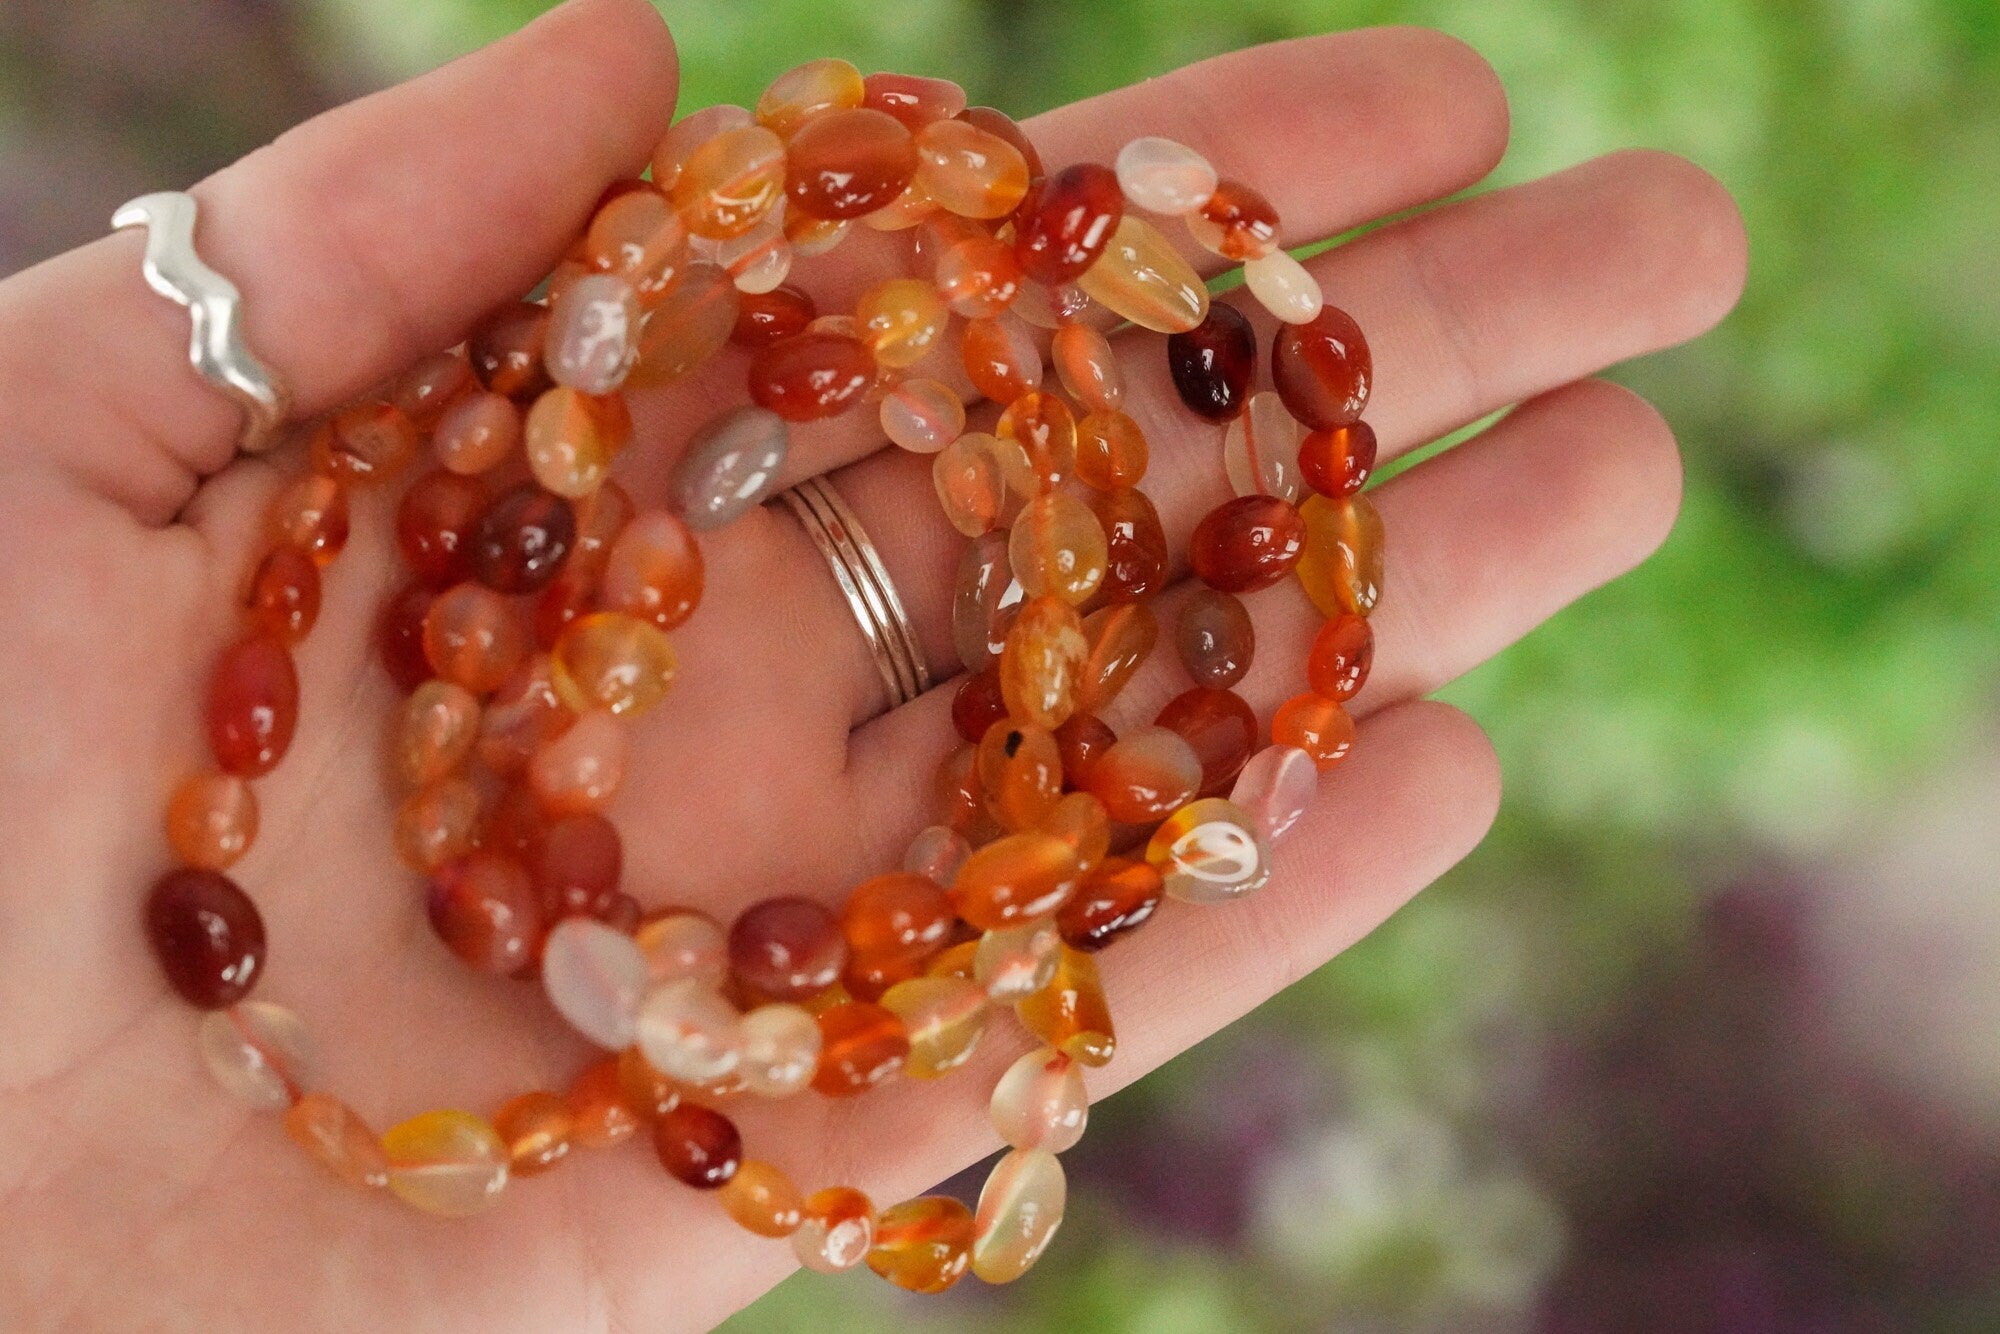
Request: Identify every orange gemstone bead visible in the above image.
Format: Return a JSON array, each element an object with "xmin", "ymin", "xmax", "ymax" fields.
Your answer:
[
  {"xmin": 310, "ymin": 401, "xmax": 420, "ymax": 485},
  {"xmin": 748, "ymin": 330, "xmax": 875, "ymax": 421},
  {"xmin": 1084, "ymin": 725, "xmax": 1203, "ymax": 823},
  {"xmin": 1186, "ymin": 178, "xmax": 1281, "ymax": 261},
  {"xmin": 389, "ymin": 349, "xmax": 475, "ymax": 429},
  {"xmin": 960, "ymin": 311, "xmax": 1043, "ymax": 404},
  {"xmin": 998, "ymin": 595, "xmax": 1088, "ymax": 729},
  {"xmin": 1076, "ymin": 214, "xmax": 1209, "ymax": 334},
  {"xmin": 786, "ymin": 108, "xmax": 918, "ymax": 220},
  {"xmin": 811, "ymin": 1001, "xmax": 910, "ymax": 1096},
  {"xmin": 1272, "ymin": 692, "xmax": 1357, "ymax": 770},
  {"xmin": 285, "ymin": 1092, "xmax": 389, "ymax": 1189},
  {"xmin": 1088, "ymin": 486, "xmax": 1170, "ymax": 602},
  {"xmin": 1075, "ymin": 602, "xmax": 1157, "ymax": 714},
  {"xmin": 550, "ymin": 612, "xmax": 677, "ymax": 717},
  {"xmin": 864, "ymin": 72, "xmax": 967, "ymax": 129},
  {"xmin": 867, "ymin": 1196, "xmax": 975, "ymax": 1293},
  {"xmin": 1039, "ymin": 789, "xmax": 1111, "ymax": 875},
  {"xmin": 913, "ymin": 118, "xmax": 1030, "ymax": 219},
  {"xmin": 265, "ymin": 473, "xmax": 349, "ymax": 566},
  {"xmin": 952, "ymin": 667, "xmax": 1009, "ymax": 744},
  {"xmin": 959, "ymin": 105, "xmax": 1043, "ymax": 176},
  {"xmin": 977, "ymin": 720, "xmax": 1064, "ymax": 832},
  {"xmin": 1015, "ymin": 943, "xmax": 1115, "ymax": 1067},
  {"xmin": 843, "ymin": 871, "xmax": 955, "ymax": 961},
  {"xmin": 432, "ymin": 390, "xmax": 520, "ymax": 475},
  {"xmin": 395, "ymin": 679, "xmax": 481, "ymax": 788},
  {"xmin": 1058, "ymin": 855, "xmax": 1164, "ymax": 952},
  {"xmin": 242, "ymin": 543, "xmax": 321, "ymax": 643},
  {"xmin": 469, "ymin": 482, "xmax": 577, "ymax": 595},
  {"xmin": 1189, "ymin": 494, "xmax": 1307, "ymax": 593},
  {"xmin": 1272, "ymin": 304, "xmax": 1373, "ymax": 430},
  {"xmin": 1307, "ymin": 613, "xmax": 1375, "ymax": 701},
  {"xmin": 1296, "ymin": 491, "xmax": 1386, "ymax": 618},
  {"xmin": 395, "ymin": 471, "xmax": 487, "ymax": 590},
  {"xmin": 165, "ymin": 771, "xmax": 258, "ymax": 870},
  {"xmin": 881, "ymin": 975, "xmax": 990, "ymax": 1078},
  {"xmin": 494, "ymin": 1091, "xmax": 572, "ymax": 1176},
  {"xmin": 477, "ymin": 654, "xmax": 576, "ymax": 777},
  {"xmin": 629, "ymin": 262, "xmax": 740, "ymax": 388},
  {"xmin": 1146, "ymin": 797, "xmax": 1271, "ymax": 903},
  {"xmin": 756, "ymin": 58, "xmax": 865, "ymax": 137},
  {"xmin": 651, "ymin": 104, "xmax": 753, "ymax": 190},
  {"xmin": 1052, "ymin": 323, "xmax": 1125, "ymax": 414},
  {"xmin": 1298, "ymin": 421, "xmax": 1377, "ymax": 498},
  {"xmin": 382, "ymin": 1110, "xmax": 509, "ymax": 1217},
  {"xmin": 857, "ymin": 277, "xmax": 949, "ymax": 369},
  {"xmin": 1014, "ymin": 164, "xmax": 1123, "ymax": 284},
  {"xmin": 951, "ymin": 831, "xmax": 1081, "ymax": 931},
  {"xmin": 672, "ymin": 124, "xmax": 787, "ymax": 239},
  {"xmin": 1009, "ymin": 491, "xmax": 1105, "ymax": 605},
  {"xmin": 531, "ymin": 811, "xmax": 622, "ymax": 920},
  {"xmin": 377, "ymin": 582, "xmax": 435, "ymax": 693},
  {"xmin": 145, "ymin": 867, "xmax": 265, "ymax": 1007},
  {"xmin": 567, "ymin": 1054, "xmax": 644, "ymax": 1148},
  {"xmin": 427, "ymin": 852, "xmax": 543, "ymax": 974},
  {"xmin": 1073, "ymin": 410, "xmax": 1147, "ymax": 490},
  {"xmin": 205, "ymin": 635, "xmax": 298, "ymax": 777},
  {"xmin": 423, "ymin": 582, "xmax": 527, "ymax": 694},
  {"xmin": 598, "ymin": 510, "xmax": 704, "ymax": 631},
  {"xmin": 392, "ymin": 778, "xmax": 481, "ymax": 872},
  {"xmin": 732, "ymin": 284, "xmax": 817, "ymax": 348},
  {"xmin": 1052, "ymin": 712, "xmax": 1116, "ymax": 790},
  {"xmin": 933, "ymin": 431, "xmax": 1032, "ymax": 538},
  {"xmin": 794, "ymin": 1186, "xmax": 877, "ymax": 1272},
  {"xmin": 720, "ymin": 1159, "xmax": 805, "ymax": 1237},
  {"xmin": 997, "ymin": 391, "xmax": 1077, "ymax": 495},
  {"xmin": 582, "ymin": 187, "xmax": 688, "ymax": 304},
  {"xmin": 1157, "ymin": 685, "xmax": 1259, "ymax": 796},
  {"xmin": 1167, "ymin": 301, "xmax": 1257, "ymax": 422},
  {"xmin": 525, "ymin": 387, "xmax": 623, "ymax": 500},
  {"xmin": 933, "ymin": 227, "xmax": 1024, "ymax": 319},
  {"xmin": 971, "ymin": 1147, "xmax": 1067, "ymax": 1284},
  {"xmin": 881, "ymin": 377, "xmax": 966, "ymax": 454}
]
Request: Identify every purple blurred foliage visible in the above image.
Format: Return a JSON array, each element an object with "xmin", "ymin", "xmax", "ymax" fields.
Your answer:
[
  {"xmin": 0, "ymin": 0, "xmax": 351, "ymax": 274},
  {"xmin": 1530, "ymin": 877, "xmax": 2000, "ymax": 1332},
  {"xmin": 1067, "ymin": 1032, "xmax": 1332, "ymax": 1245}
]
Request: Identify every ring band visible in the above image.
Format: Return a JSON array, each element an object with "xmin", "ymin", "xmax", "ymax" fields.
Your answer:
[
  {"xmin": 776, "ymin": 475, "xmax": 932, "ymax": 710},
  {"xmin": 113, "ymin": 190, "xmax": 290, "ymax": 454}
]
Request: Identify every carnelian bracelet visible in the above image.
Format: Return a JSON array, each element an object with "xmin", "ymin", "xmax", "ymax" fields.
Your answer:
[{"xmin": 137, "ymin": 57, "xmax": 1382, "ymax": 1294}]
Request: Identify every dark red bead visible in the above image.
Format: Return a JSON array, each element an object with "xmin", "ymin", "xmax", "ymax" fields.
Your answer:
[
  {"xmin": 731, "ymin": 285, "xmax": 817, "ymax": 349},
  {"xmin": 532, "ymin": 813, "xmax": 624, "ymax": 921},
  {"xmin": 145, "ymin": 867, "xmax": 266, "ymax": 1008},
  {"xmin": 1087, "ymin": 486, "xmax": 1170, "ymax": 603},
  {"xmin": 654, "ymin": 1102, "xmax": 741, "ymax": 1189},
  {"xmin": 1053, "ymin": 712, "xmax": 1117, "ymax": 789},
  {"xmin": 1307, "ymin": 614, "xmax": 1375, "ymax": 702},
  {"xmin": 427, "ymin": 852, "xmax": 544, "ymax": 975},
  {"xmin": 1166, "ymin": 303, "xmax": 1257, "ymax": 422},
  {"xmin": 242, "ymin": 544, "xmax": 321, "ymax": 645},
  {"xmin": 748, "ymin": 332, "xmax": 875, "ymax": 422},
  {"xmin": 1013, "ymin": 164, "xmax": 1123, "ymax": 285},
  {"xmin": 467, "ymin": 301, "xmax": 553, "ymax": 402},
  {"xmin": 377, "ymin": 582, "xmax": 436, "ymax": 693},
  {"xmin": 205, "ymin": 635, "xmax": 298, "ymax": 778},
  {"xmin": 1057, "ymin": 856, "xmax": 1162, "ymax": 952},
  {"xmin": 1298, "ymin": 421, "xmax": 1378, "ymax": 498},
  {"xmin": 1188, "ymin": 495, "xmax": 1307, "ymax": 593},
  {"xmin": 952, "ymin": 667, "xmax": 1009, "ymax": 744},
  {"xmin": 1272, "ymin": 304, "xmax": 1373, "ymax": 430},
  {"xmin": 470, "ymin": 483, "xmax": 576, "ymax": 595},
  {"xmin": 395, "ymin": 471, "xmax": 489, "ymax": 590},
  {"xmin": 1156, "ymin": 686, "xmax": 1259, "ymax": 796},
  {"xmin": 728, "ymin": 896, "xmax": 847, "ymax": 1000}
]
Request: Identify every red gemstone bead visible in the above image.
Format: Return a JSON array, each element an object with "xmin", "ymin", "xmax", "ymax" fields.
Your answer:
[
  {"xmin": 532, "ymin": 812, "xmax": 624, "ymax": 921},
  {"xmin": 395, "ymin": 471, "xmax": 489, "ymax": 590},
  {"xmin": 1272, "ymin": 305, "xmax": 1372, "ymax": 431},
  {"xmin": 145, "ymin": 867, "xmax": 266, "ymax": 1008},
  {"xmin": 1013, "ymin": 164, "xmax": 1123, "ymax": 285},
  {"xmin": 1166, "ymin": 303, "xmax": 1257, "ymax": 423},
  {"xmin": 1087, "ymin": 487, "xmax": 1170, "ymax": 603},
  {"xmin": 1306, "ymin": 614, "xmax": 1375, "ymax": 702},
  {"xmin": 748, "ymin": 332, "xmax": 875, "ymax": 422},
  {"xmin": 427, "ymin": 852, "xmax": 544, "ymax": 975},
  {"xmin": 864, "ymin": 72, "xmax": 967, "ymax": 130},
  {"xmin": 1053, "ymin": 711, "xmax": 1117, "ymax": 789},
  {"xmin": 1057, "ymin": 855, "xmax": 1162, "ymax": 952},
  {"xmin": 1188, "ymin": 495, "xmax": 1307, "ymax": 593},
  {"xmin": 242, "ymin": 544, "xmax": 321, "ymax": 645},
  {"xmin": 952, "ymin": 668, "xmax": 1009, "ymax": 744},
  {"xmin": 1298, "ymin": 421, "xmax": 1377, "ymax": 498},
  {"xmin": 1156, "ymin": 686, "xmax": 1259, "ymax": 796},
  {"xmin": 470, "ymin": 483, "xmax": 576, "ymax": 595},
  {"xmin": 811, "ymin": 1001, "xmax": 910, "ymax": 1096},
  {"xmin": 728, "ymin": 896, "xmax": 847, "ymax": 1000},
  {"xmin": 731, "ymin": 285, "xmax": 817, "ymax": 348},
  {"xmin": 1190, "ymin": 179, "xmax": 1280, "ymax": 261},
  {"xmin": 958, "ymin": 106, "xmax": 1043, "ymax": 178},
  {"xmin": 786, "ymin": 108, "xmax": 919, "ymax": 220},
  {"xmin": 654, "ymin": 1102, "xmax": 741, "ymax": 1189},
  {"xmin": 468, "ymin": 301, "xmax": 553, "ymax": 402},
  {"xmin": 377, "ymin": 583, "xmax": 437, "ymax": 694},
  {"xmin": 205, "ymin": 635, "xmax": 299, "ymax": 778}
]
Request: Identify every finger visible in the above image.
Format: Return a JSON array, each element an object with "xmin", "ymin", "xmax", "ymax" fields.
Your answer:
[
  {"xmin": 840, "ymin": 376, "xmax": 1678, "ymax": 865},
  {"xmin": 0, "ymin": 0, "xmax": 677, "ymax": 522},
  {"xmin": 633, "ymin": 699, "xmax": 1500, "ymax": 1322},
  {"xmin": 756, "ymin": 147, "xmax": 1738, "ymax": 724},
  {"xmin": 614, "ymin": 26, "xmax": 1509, "ymax": 497}
]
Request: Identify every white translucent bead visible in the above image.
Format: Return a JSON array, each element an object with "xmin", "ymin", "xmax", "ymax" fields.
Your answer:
[
  {"xmin": 1223, "ymin": 390, "xmax": 1302, "ymax": 502},
  {"xmin": 1147, "ymin": 797, "xmax": 1272, "ymax": 904},
  {"xmin": 880, "ymin": 378, "xmax": 966, "ymax": 454},
  {"xmin": 540, "ymin": 917, "xmax": 649, "ymax": 1049},
  {"xmin": 1114, "ymin": 136, "xmax": 1218, "ymax": 215},
  {"xmin": 634, "ymin": 912, "xmax": 729, "ymax": 986},
  {"xmin": 903, "ymin": 823, "xmax": 972, "ymax": 884},
  {"xmin": 1229, "ymin": 744, "xmax": 1319, "ymax": 843},
  {"xmin": 737, "ymin": 1002, "xmax": 822, "ymax": 1098},
  {"xmin": 197, "ymin": 1002, "xmax": 313, "ymax": 1111},
  {"xmin": 1243, "ymin": 249, "xmax": 1324, "ymax": 324},
  {"xmin": 715, "ymin": 218, "xmax": 794, "ymax": 294},
  {"xmin": 974, "ymin": 919, "xmax": 1060, "ymax": 1002},
  {"xmin": 545, "ymin": 272, "xmax": 640, "ymax": 394},
  {"xmin": 635, "ymin": 979, "xmax": 744, "ymax": 1084},
  {"xmin": 972, "ymin": 1147, "xmax": 1066, "ymax": 1284},
  {"xmin": 989, "ymin": 1046, "xmax": 1088, "ymax": 1152}
]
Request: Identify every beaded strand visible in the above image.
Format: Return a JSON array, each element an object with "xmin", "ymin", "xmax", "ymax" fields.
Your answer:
[{"xmin": 144, "ymin": 56, "xmax": 1381, "ymax": 1292}]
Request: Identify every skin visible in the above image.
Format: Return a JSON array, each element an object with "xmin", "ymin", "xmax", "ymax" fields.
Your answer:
[{"xmin": 0, "ymin": 0, "xmax": 1746, "ymax": 1327}]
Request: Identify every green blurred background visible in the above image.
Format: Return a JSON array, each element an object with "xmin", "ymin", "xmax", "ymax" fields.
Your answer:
[{"xmin": 6, "ymin": 0, "xmax": 2000, "ymax": 1327}]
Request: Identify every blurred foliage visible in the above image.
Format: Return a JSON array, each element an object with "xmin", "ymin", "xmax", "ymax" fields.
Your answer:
[{"xmin": 14, "ymin": 0, "xmax": 1994, "ymax": 1325}]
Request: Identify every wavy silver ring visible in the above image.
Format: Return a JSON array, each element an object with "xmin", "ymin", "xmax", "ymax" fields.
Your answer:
[{"xmin": 113, "ymin": 190, "xmax": 290, "ymax": 454}]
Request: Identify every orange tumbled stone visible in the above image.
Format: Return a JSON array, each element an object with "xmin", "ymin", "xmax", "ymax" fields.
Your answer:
[
  {"xmin": 811, "ymin": 1001, "xmax": 910, "ymax": 1096},
  {"xmin": 285, "ymin": 1092, "xmax": 389, "ymax": 1189},
  {"xmin": 932, "ymin": 226, "xmax": 1024, "ymax": 320},
  {"xmin": 756, "ymin": 57, "xmax": 865, "ymax": 137},
  {"xmin": 1074, "ymin": 410, "xmax": 1148, "ymax": 491},
  {"xmin": 842, "ymin": 872, "xmax": 955, "ymax": 962},
  {"xmin": 265, "ymin": 473, "xmax": 349, "ymax": 566},
  {"xmin": 1089, "ymin": 486, "xmax": 1170, "ymax": 603},
  {"xmin": 567, "ymin": 1055, "xmax": 643, "ymax": 1149},
  {"xmin": 205, "ymin": 635, "xmax": 297, "ymax": 778},
  {"xmin": 1272, "ymin": 304, "xmax": 1373, "ymax": 430},
  {"xmin": 720, "ymin": 1159, "xmax": 805, "ymax": 1237},
  {"xmin": 628, "ymin": 262, "xmax": 739, "ymax": 388},
  {"xmin": 423, "ymin": 582, "xmax": 527, "ymax": 694},
  {"xmin": 998, "ymin": 596, "xmax": 1088, "ymax": 730},
  {"xmin": 864, "ymin": 72, "xmax": 967, "ymax": 129},
  {"xmin": 1015, "ymin": 944, "xmax": 1115, "ymax": 1067},
  {"xmin": 960, "ymin": 311, "xmax": 1043, "ymax": 404},
  {"xmin": 1296, "ymin": 492, "xmax": 1386, "ymax": 618},
  {"xmin": 1271, "ymin": 693, "xmax": 1357, "ymax": 770},
  {"xmin": 950, "ymin": 831, "xmax": 1081, "ymax": 931},
  {"xmin": 166, "ymin": 771, "xmax": 258, "ymax": 871},
  {"xmin": 748, "ymin": 331, "xmax": 875, "ymax": 422},
  {"xmin": 1307, "ymin": 613, "xmax": 1375, "ymax": 701},
  {"xmin": 382, "ymin": 1110, "xmax": 509, "ymax": 1217},
  {"xmin": 913, "ymin": 117, "xmax": 1030, "ymax": 219},
  {"xmin": 1189, "ymin": 494, "xmax": 1308, "ymax": 594},
  {"xmin": 310, "ymin": 401, "xmax": 419, "ymax": 485},
  {"xmin": 671, "ymin": 124, "xmax": 787, "ymax": 239},
  {"xmin": 786, "ymin": 108, "xmax": 918, "ymax": 221},
  {"xmin": 867, "ymin": 1196, "xmax": 975, "ymax": 1293},
  {"xmin": 242, "ymin": 543, "xmax": 321, "ymax": 644},
  {"xmin": 582, "ymin": 186, "xmax": 688, "ymax": 304},
  {"xmin": 1075, "ymin": 602, "xmax": 1156, "ymax": 714},
  {"xmin": 1156, "ymin": 685, "xmax": 1259, "ymax": 797},
  {"xmin": 793, "ymin": 1186, "xmax": 877, "ymax": 1272},
  {"xmin": 427, "ymin": 852, "xmax": 543, "ymax": 975},
  {"xmin": 1298, "ymin": 421, "xmax": 1377, "ymax": 499},
  {"xmin": 977, "ymin": 720, "xmax": 1064, "ymax": 832},
  {"xmin": 494, "ymin": 1090, "xmax": 572, "ymax": 1177},
  {"xmin": 469, "ymin": 301, "xmax": 553, "ymax": 401},
  {"xmin": 1058, "ymin": 855, "xmax": 1164, "ymax": 952}
]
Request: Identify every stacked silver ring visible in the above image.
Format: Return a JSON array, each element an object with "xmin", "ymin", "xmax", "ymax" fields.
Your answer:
[{"xmin": 776, "ymin": 475, "xmax": 933, "ymax": 709}]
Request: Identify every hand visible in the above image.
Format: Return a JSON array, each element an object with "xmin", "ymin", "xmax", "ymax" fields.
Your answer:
[{"xmin": 0, "ymin": 0, "xmax": 1745, "ymax": 1326}]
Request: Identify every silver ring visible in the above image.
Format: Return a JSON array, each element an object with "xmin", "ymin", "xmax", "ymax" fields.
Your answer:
[
  {"xmin": 113, "ymin": 190, "xmax": 290, "ymax": 454},
  {"xmin": 776, "ymin": 475, "xmax": 932, "ymax": 710}
]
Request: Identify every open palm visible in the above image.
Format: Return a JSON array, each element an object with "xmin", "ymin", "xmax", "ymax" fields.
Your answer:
[{"xmin": 0, "ymin": 0, "xmax": 1745, "ymax": 1327}]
